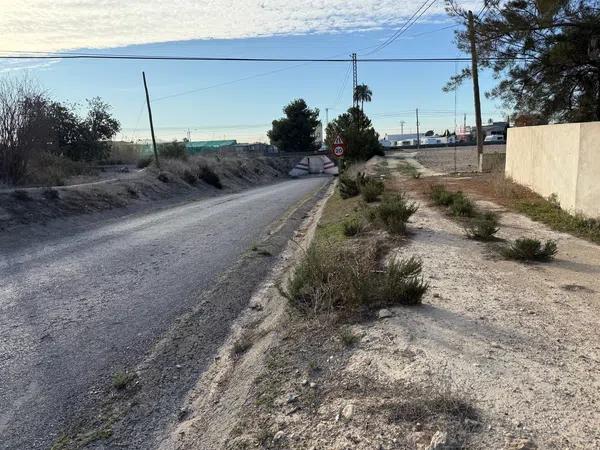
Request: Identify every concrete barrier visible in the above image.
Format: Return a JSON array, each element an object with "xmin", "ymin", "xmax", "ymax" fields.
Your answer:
[{"xmin": 506, "ymin": 121, "xmax": 600, "ymax": 218}]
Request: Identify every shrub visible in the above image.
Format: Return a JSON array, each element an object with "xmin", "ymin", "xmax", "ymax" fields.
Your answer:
[
  {"xmin": 339, "ymin": 174, "xmax": 360, "ymax": 199},
  {"xmin": 430, "ymin": 184, "xmax": 455, "ymax": 206},
  {"xmin": 198, "ymin": 165, "xmax": 222, "ymax": 189},
  {"xmin": 379, "ymin": 257, "xmax": 429, "ymax": 306},
  {"xmin": 377, "ymin": 194, "xmax": 419, "ymax": 234},
  {"xmin": 284, "ymin": 241, "xmax": 377, "ymax": 314},
  {"xmin": 501, "ymin": 238, "xmax": 558, "ymax": 262},
  {"xmin": 449, "ymin": 192, "xmax": 475, "ymax": 217},
  {"xmin": 342, "ymin": 218, "xmax": 363, "ymax": 237},
  {"xmin": 137, "ymin": 156, "xmax": 153, "ymax": 168},
  {"xmin": 112, "ymin": 371, "xmax": 135, "ymax": 390},
  {"xmin": 12, "ymin": 189, "xmax": 31, "ymax": 201},
  {"xmin": 339, "ymin": 327, "xmax": 360, "ymax": 347},
  {"xmin": 465, "ymin": 212, "xmax": 499, "ymax": 241},
  {"xmin": 158, "ymin": 141, "xmax": 187, "ymax": 160},
  {"xmin": 360, "ymin": 178, "xmax": 384, "ymax": 202},
  {"xmin": 182, "ymin": 169, "xmax": 197, "ymax": 185}
]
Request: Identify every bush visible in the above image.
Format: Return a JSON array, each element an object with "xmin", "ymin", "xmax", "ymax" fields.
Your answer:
[
  {"xmin": 339, "ymin": 174, "xmax": 360, "ymax": 199},
  {"xmin": 137, "ymin": 156, "xmax": 153, "ymax": 168},
  {"xmin": 360, "ymin": 178, "xmax": 384, "ymax": 202},
  {"xmin": 465, "ymin": 212, "xmax": 499, "ymax": 241},
  {"xmin": 501, "ymin": 238, "xmax": 558, "ymax": 262},
  {"xmin": 376, "ymin": 194, "xmax": 419, "ymax": 234},
  {"xmin": 112, "ymin": 371, "xmax": 135, "ymax": 390},
  {"xmin": 449, "ymin": 192, "xmax": 475, "ymax": 217},
  {"xmin": 379, "ymin": 257, "xmax": 429, "ymax": 306},
  {"xmin": 158, "ymin": 141, "xmax": 187, "ymax": 160},
  {"xmin": 430, "ymin": 184, "xmax": 455, "ymax": 206},
  {"xmin": 284, "ymin": 241, "xmax": 377, "ymax": 313},
  {"xmin": 342, "ymin": 218, "xmax": 363, "ymax": 237},
  {"xmin": 284, "ymin": 240, "xmax": 427, "ymax": 314},
  {"xmin": 182, "ymin": 169, "xmax": 197, "ymax": 185},
  {"xmin": 198, "ymin": 165, "xmax": 222, "ymax": 189}
]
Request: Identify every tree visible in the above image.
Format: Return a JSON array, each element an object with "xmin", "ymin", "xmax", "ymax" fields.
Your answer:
[
  {"xmin": 268, "ymin": 99, "xmax": 320, "ymax": 152},
  {"xmin": 0, "ymin": 77, "xmax": 50, "ymax": 184},
  {"xmin": 46, "ymin": 97, "xmax": 120, "ymax": 161},
  {"xmin": 353, "ymin": 84, "xmax": 373, "ymax": 111},
  {"xmin": 425, "ymin": 130, "xmax": 435, "ymax": 136},
  {"xmin": 325, "ymin": 107, "xmax": 384, "ymax": 161},
  {"xmin": 445, "ymin": 0, "xmax": 600, "ymax": 123}
]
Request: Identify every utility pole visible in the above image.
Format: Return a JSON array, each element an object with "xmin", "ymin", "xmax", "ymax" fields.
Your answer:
[
  {"xmin": 468, "ymin": 10, "xmax": 484, "ymax": 171},
  {"xmin": 416, "ymin": 108, "xmax": 420, "ymax": 149},
  {"xmin": 351, "ymin": 53, "xmax": 358, "ymax": 108},
  {"xmin": 400, "ymin": 120, "xmax": 406, "ymax": 136},
  {"xmin": 142, "ymin": 71, "xmax": 160, "ymax": 170}
]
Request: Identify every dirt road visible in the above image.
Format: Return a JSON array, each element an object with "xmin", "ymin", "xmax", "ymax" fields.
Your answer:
[{"xmin": 0, "ymin": 176, "xmax": 330, "ymax": 450}]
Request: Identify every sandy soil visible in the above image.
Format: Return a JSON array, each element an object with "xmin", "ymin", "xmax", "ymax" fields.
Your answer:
[
  {"xmin": 164, "ymin": 157, "xmax": 600, "ymax": 450},
  {"xmin": 408, "ymin": 145, "xmax": 506, "ymax": 174}
]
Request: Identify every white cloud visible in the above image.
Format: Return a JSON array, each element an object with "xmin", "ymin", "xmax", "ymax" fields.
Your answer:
[{"xmin": 0, "ymin": 0, "xmax": 480, "ymax": 52}]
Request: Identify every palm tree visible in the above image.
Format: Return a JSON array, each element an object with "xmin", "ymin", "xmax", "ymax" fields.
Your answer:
[{"xmin": 353, "ymin": 84, "xmax": 373, "ymax": 112}]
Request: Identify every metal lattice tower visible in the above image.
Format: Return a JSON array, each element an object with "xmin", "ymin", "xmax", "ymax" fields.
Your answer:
[{"xmin": 351, "ymin": 53, "xmax": 358, "ymax": 107}]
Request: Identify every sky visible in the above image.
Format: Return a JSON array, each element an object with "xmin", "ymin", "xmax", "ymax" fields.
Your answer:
[{"xmin": 0, "ymin": 0, "xmax": 507, "ymax": 143}]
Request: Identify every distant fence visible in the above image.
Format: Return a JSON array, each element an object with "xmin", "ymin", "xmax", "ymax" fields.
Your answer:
[{"xmin": 506, "ymin": 122, "xmax": 600, "ymax": 218}]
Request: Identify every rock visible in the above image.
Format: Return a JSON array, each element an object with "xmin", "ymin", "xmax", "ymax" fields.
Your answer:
[
  {"xmin": 433, "ymin": 293, "xmax": 440, "ymax": 298},
  {"xmin": 505, "ymin": 438, "xmax": 537, "ymax": 449},
  {"xmin": 378, "ymin": 309, "xmax": 393, "ymax": 319},
  {"xmin": 341, "ymin": 404, "xmax": 354, "ymax": 420},
  {"xmin": 286, "ymin": 392, "xmax": 300, "ymax": 403},
  {"xmin": 273, "ymin": 431, "xmax": 285, "ymax": 441},
  {"xmin": 309, "ymin": 382, "xmax": 317, "ymax": 388},
  {"xmin": 301, "ymin": 379, "xmax": 308, "ymax": 386},
  {"xmin": 426, "ymin": 431, "xmax": 448, "ymax": 450},
  {"xmin": 413, "ymin": 422, "xmax": 423, "ymax": 431},
  {"xmin": 178, "ymin": 407, "xmax": 189, "ymax": 421},
  {"xmin": 120, "ymin": 166, "xmax": 130, "ymax": 173}
]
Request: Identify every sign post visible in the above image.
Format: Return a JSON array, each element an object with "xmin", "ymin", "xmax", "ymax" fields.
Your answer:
[{"xmin": 332, "ymin": 134, "xmax": 346, "ymax": 173}]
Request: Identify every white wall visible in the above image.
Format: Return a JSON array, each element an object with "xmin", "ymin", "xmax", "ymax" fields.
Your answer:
[{"xmin": 506, "ymin": 122, "xmax": 600, "ymax": 217}]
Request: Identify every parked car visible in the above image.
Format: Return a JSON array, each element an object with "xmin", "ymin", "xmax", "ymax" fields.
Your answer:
[{"xmin": 484, "ymin": 134, "xmax": 505, "ymax": 143}]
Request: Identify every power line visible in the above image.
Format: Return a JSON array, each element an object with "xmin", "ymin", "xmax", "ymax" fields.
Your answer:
[
  {"xmin": 0, "ymin": 54, "xmax": 530, "ymax": 62},
  {"xmin": 362, "ymin": 0, "xmax": 438, "ymax": 56}
]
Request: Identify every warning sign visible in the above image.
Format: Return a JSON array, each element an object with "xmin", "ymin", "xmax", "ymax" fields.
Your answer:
[{"xmin": 332, "ymin": 134, "xmax": 346, "ymax": 158}]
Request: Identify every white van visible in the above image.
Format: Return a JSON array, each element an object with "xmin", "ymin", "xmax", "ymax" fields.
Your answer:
[{"xmin": 484, "ymin": 134, "xmax": 505, "ymax": 143}]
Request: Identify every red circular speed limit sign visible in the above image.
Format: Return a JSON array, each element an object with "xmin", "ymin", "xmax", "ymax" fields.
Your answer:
[{"xmin": 332, "ymin": 134, "xmax": 346, "ymax": 158}]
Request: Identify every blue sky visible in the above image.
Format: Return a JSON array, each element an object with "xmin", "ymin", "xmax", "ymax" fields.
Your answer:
[{"xmin": 0, "ymin": 1, "xmax": 505, "ymax": 143}]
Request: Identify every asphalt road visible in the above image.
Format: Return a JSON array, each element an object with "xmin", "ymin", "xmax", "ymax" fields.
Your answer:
[{"xmin": 0, "ymin": 176, "xmax": 329, "ymax": 449}]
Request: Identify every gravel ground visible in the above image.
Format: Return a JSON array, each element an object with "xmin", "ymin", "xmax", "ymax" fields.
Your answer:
[
  {"xmin": 0, "ymin": 176, "xmax": 330, "ymax": 450},
  {"xmin": 399, "ymin": 145, "xmax": 506, "ymax": 173}
]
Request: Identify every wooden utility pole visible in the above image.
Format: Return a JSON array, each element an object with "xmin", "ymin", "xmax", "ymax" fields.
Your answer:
[
  {"xmin": 400, "ymin": 120, "xmax": 405, "ymax": 135},
  {"xmin": 416, "ymin": 108, "xmax": 420, "ymax": 149},
  {"xmin": 142, "ymin": 71, "xmax": 160, "ymax": 170},
  {"xmin": 468, "ymin": 10, "xmax": 484, "ymax": 171}
]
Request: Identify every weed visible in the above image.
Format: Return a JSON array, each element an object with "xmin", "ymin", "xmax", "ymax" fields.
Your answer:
[
  {"xmin": 125, "ymin": 185, "xmax": 138, "ymax": 198},
  {"xmin": 43, "ymin": 188, "xmax": 60, "ymax": 200},
  {"xmin": 338, "ymin": 327, "xmax": 361, "ymax": 347},
  {"xmin": 376, "ymin": 193, "xmax": 419, "ymax": 234},
  {"xmin": 465, "ymin": 212, "xmax": 499, "ymax": 241},
  {"xmin": 339, "ymin": 174, "xmax": 360, "ymax": 199},
  {"xmin": 198, "ymin": 165, "xmax": 222, "ymax": 189},
  {"xmin": 388, "ymin": 389, "xmax": 478, "ymax": 424},
  {"xmin": 157, "ymin": 172, "xmax": 169, "ymax": 183},
  {"xmin": 232, "ymin": 332, "xmax": 253, "ymax": 356},
  {"xmin": 500, "ymin": 238, "xmax": 558, "ymax": 262},
  {"xmin": 112, "ymin": 371, "xmax": 135, "ymax": 390},
  {"xmin": 360, "ymin": 178, "xmax": 384, "ymax": 202},
  {"xmin": 449, "ymin": 192, "xmax": 475, "ymax": 217},
  {"xmin": 159, "ymin": 141, "xmax": 187, "ymax": 160},
  {"xmin": 379, "ymin": 257, "xmax": 429, "ymax": 306},
  {"xmin": 430, "ymin": 185, "xmax": 475, "ymax": 217},
  {"xmin": 182, "ymin": 169, "xmax": 197, "ymax": 185},
  {"xmin": 12, "ymin": 189, "xmax": 31, "ymax": 201},
  {"xmin": 430, "ymin": 184, "xmax": 455, "ymax": 206},
  {"xmin": 342, "ymin": 218, "xmax": 363, "ymax": 237},
  {"xmin": 137, "ymin": 156, "xmax": 153, "ymax": 169}
]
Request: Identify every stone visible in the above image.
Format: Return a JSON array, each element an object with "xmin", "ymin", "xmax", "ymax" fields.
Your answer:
[
  {"xmin": 286, "ymin": 392, "xmax": 300, "ymax": 403},
  {"xmin": 377, "ymin": 309, "xmax": 393, "ymax": 319},
  {"xmin": 341, "ymin": 403, "xmax": 354, "ymax": 420},
  {"xmin": 309, "ymin": 382, "xmax": 317, "ymax": 388},
  {"xmin": 273, "ymin": 431, "xmax": 285, "ymax": 441},
  {"xmin": 505, "ymin": 438, "xmax": 537, "ymax": 450},
  {"xmin": 426, "ymin": 431, "xmax": 448, "ymax": 450},
  {"xmin": 301, "ymin": 379, "xmax": 308, "ymax": 386}
]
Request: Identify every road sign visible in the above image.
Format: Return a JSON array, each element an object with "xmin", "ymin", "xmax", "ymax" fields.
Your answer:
[{"xmin": 332, "ymin": 134, "xmax": 346, "ymax": 158}]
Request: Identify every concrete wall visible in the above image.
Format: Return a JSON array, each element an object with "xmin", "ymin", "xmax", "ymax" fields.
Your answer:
[{"xmin": 506, "ymin": 122, "xmax": 600, "ymax": 218}]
